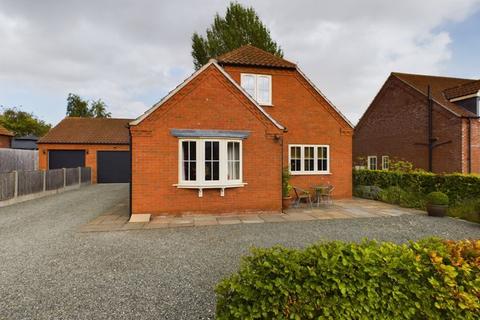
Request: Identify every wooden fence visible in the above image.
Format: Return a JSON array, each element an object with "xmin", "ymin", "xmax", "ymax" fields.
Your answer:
[
  {"xmin": 0, "ymin": 148, "xmax": 38, "ymax": 173},
  {"xmin": 0, "ymin": 167, "xmax": 91, "ymax": 202}
]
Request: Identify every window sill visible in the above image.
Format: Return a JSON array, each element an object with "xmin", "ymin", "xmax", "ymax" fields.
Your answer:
[
  {"xmin": 173, "ymin": 182, "xmax": 247, "ymax": 197},
  {"xmin": 290, "ymin": 171, "xmax": 331, "ymax": 176}
]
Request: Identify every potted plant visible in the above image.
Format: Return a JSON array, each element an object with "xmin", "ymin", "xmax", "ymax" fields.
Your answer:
[
  {"xmin": 282, "ymin": 168, "xmax": 293, "ymax": 209},
  {"xmin": 425, "ymin": 191, "xmax": 449, "ymax": 217}
]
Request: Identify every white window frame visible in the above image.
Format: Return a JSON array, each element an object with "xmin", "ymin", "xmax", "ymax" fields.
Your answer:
[
  {"xmin": 240, "ymin": 73, "xmax": 272, "ymax": 106},
  {"xmin": 176, "ymin": 139, "xmax": 245, "ymax": 196},
  {"xmin": 288, "ymin": 144, "xmax": 330, "ymax": 175},
  {"xmin": 367, "ymin": 156, "xmax": 377, "ymax": 170},
  {"xmin": 382, "ymin": 156, "xmax": 389, "ymax": 170}
]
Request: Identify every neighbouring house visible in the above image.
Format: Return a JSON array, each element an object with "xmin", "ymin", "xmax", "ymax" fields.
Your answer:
[
  {"xmin": 0, "ymin": 124, "xmax": 14, "ymax": 148},
  {"xmin": 38, "ymin": 117, "xmax": 132, "ymax": 183},
  {"xmin": 354, "ymin": 72, "xmax": 480, "ymax": 173},
  {"xmin": 11, "ymin": 134, "xmax": 39, "ymax": 150},
  {"xmin": 129, "ymin": 45, "xmax": 353, "ymax": 216}
]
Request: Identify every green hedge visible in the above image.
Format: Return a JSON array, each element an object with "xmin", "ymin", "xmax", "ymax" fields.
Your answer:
[
  {"xmin": 216, "ymin": 239, "xmax": 480, "ymax": 319},
  {"xmin": 353, "ymin": 170, "xmax": 480, "ymax": 204}
]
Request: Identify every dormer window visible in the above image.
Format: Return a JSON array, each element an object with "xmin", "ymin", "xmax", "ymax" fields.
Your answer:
[{"xmin": 240, "ymin": 73, "xmax": 272, "ymax": 106}]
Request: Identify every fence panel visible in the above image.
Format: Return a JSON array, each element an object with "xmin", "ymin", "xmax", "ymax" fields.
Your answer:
[
  {"xmin": 81, "ymin": 167, "xmax": 91, "ymax": 183},
  {"xmin": 65, "ymin": 168, "xmax": 79, "ymax": 186},
  {"xmin": 0, "ymin": 149, "xmax": 38, "ymax": 173},
  {"xmin": 0, "ymin": 172, "xmax": 15, "ymax": 201},
  {"xmin": 46, "ymin": 169, "xmax": 64, "ymax": 190},
  {"xmin": 17, "ymin": 170, "xmax": 44, "ymax": 196}
]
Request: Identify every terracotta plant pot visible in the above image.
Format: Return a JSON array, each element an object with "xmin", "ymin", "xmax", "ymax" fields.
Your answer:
[
  {"xmin": 426, "ymin": 204, "xmax": 447, "ymax": 217},
  {"xmin": 282, "ymin": 196, "xmax": 293, "ymax": 209}
]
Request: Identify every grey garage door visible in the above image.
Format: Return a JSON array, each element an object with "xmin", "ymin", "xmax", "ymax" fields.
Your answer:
[
  {"xmin": 97, "ymin": 151, "xmax": 130, "ymax": 183},
  {"xmin": 49, "ymin": 150, "xmax": 86, "ymax": 169}
]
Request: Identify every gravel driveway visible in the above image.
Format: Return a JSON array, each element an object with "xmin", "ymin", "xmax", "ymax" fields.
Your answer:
[{"xmin": 0, "ymin": 184, "xmax": 478, "ymax": 319}]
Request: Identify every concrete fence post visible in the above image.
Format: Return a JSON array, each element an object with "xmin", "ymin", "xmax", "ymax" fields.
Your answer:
[
  {"xmin": 78, "ymin": 167, "xmax": 82, "ymax": 185},
  {"xmin": 63, "ymin": 168, "xmax": 66, "ymax": 188},
  {"xmin": 43, "ymin": 170, "xmax": 47, "ymax": 192},
  {"xmin": 13, "ymin": 170, "xmax": 18, "ymax": 198}
]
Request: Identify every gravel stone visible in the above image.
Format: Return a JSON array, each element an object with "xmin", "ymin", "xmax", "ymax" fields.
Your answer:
[{"xmin": 0, "ymin": 184, "xmax": 478, "ymax": 319}]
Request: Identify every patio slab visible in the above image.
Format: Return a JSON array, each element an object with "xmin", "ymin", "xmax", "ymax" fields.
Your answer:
[{"xmin": 79, "ymin": 198, "xmax": 425, "ymax": 232}]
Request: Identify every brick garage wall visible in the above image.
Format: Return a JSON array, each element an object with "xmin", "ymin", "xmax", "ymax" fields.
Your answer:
[
  {"xmin": 223, "ymin": 66, "xmax": 353, "ymax": 198},
  {"xmin": 354, "ymin": 75, "xmax": 464, "ymax": 174},
  {"xmin": 131, "ymin": 65, "xmax": 283, "ymax": 215},
  {"xmin": 37, "ymin": 143, "xmax": 130, "ymax": 183},
  {"xmin": 0, "ymin": 135, "xmax": 11, "ymax": 148}
]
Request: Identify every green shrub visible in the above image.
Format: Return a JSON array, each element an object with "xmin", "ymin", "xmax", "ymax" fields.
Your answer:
[
  {"xmin": 426, "ymin": 191, "xmax": 449, "ymax": 206},
  {"xmin": 378, "ymin": 186, "xmax": 425, "ymax": 209},
  {"xmin": 354, "ymin": 185, "xmax": 382, "ymax": 200},
  {"xmin": 353, "ymin": 169, "xmax": 480, "ymax": 205},
  {"xmin": 216, "ymin": 239, "xmax": 480, "ymax": 320},
  {"xmin": 448, "ymin": 199, "xmax": 480, "ymax": 224}
]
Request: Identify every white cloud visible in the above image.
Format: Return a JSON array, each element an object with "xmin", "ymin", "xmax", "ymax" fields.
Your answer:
[{"xmin": 0, "ymin": 0, "xmax": 479, "ymax": 124}]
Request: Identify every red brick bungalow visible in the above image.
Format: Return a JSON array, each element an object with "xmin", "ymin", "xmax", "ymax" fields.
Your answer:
[
  {"xmin": 354, "ymin": 72, "xmax": 480, "ymax": 173},
  {"xmin": 0, "ymin": 124, "xmax": 14, "ymax": 148},
  {"xmin": 129, "ymin": 45, "xmax": 353, "ymax": 217}
]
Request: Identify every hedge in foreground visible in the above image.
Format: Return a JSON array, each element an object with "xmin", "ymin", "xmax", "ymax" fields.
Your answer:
[{"xmin": 216, "ymin": 239, "xmax": 480, "ymax": 319}]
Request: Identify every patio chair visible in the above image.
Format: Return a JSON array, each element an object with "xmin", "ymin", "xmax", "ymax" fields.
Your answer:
[
  {"xmin": 293, "ymin": 186, "xmax": 313, "ymax": 208},
  {"xmin": 320, "ymin": 185, "xmax": 335, "ymax": 205}
]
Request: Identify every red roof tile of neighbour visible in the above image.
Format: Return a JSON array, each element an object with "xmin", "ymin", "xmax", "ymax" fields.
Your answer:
[
  {"xmin": 0, "ymin": 124, "xmax": 14, "ymax": 136},
  {"xmin": 38, "ymin": 117, "xmax": 132, "ymax": 144},
  {"xmin": 392, "ymin": 72, "xmax": 477, "ymax": 117},
  {"xmin": 444, "ymin": 79, "xmax": 480, "ymax": 100},
  {"xmin": 216, "ymin": 45, "xmax": 296, "ymax": 69}
]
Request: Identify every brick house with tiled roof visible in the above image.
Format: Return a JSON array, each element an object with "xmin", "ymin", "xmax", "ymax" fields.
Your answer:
[
  {"xmin": 38, "ymin": 117, "xmax": 132, "ymax": 183},
  {"xmin": 0, "ymin": 124, "xmax": 14, "ymax": 148},
  {"xmin": 129, "ymin": 45, "xmax": 353, "ymax": 217},
  {"xmin": 354, "ymin": 72, "xmax": 480, "ymax": 173}
]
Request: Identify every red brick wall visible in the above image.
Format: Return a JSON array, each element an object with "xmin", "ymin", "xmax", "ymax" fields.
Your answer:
[
  {"xmin": 223, "ymin": 66, "xmax": 353, "ymax": 198},
  {"xmin": 0, "ymin": 135, "xmax": 11, "ymax": 148},
  {"xmin": 353, "ymin": 75, "xmax": 465, "ymax": 173},
  {"xmin": 131, "ymin": 65, "xmax": 283, "ymax": 215},
  {"xmin": 38, "ymin": 143, "xmax": 130, "ymax": 183}
]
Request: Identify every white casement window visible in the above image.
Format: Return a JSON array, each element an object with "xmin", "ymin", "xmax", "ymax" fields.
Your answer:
[
  {"xmin": 289, "ymin": 145, "xmax": 330, "ymax": 175},
  {"xmin": 367, "ymin": 156, "xmax": 377, "ymax": 170},
  {"xmin": 178, "ymin": 139, "xmax": 243, "ymax": 188},
  {"xmin": 382, "ymin": 156, "xmax": 389, "ymax": 170},
  {"xmin": 240, "ymin": 73, "xmax": 272, "ymax": 105}
]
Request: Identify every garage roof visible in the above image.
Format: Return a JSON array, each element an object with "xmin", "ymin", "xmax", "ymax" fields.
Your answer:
[{"xmin": 38, "ymin": 117, "xmax": 133, "ymax": 145}]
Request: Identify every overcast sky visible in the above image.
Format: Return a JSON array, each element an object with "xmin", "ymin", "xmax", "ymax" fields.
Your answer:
[{"xmin": 0, "ymin": 0, "xmax": 479, "ymax": 126}]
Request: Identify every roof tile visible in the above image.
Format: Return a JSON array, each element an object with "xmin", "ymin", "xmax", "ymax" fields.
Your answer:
[
  {"xmin": 392, "ymin": 72, "xmax": 477, "ymax": 117},
  {"xmin": 444, "ymin": 79, "xmax": 480, "ymax": 100},
  {"xmin": 216, "ymin": 45, "xmax": 296, "ymax": 69},
  {"xmin": 0, "ymin": 124, "xmax": 14, "ymax": 137},
  {"xmin": 38, "ymin": 117, "xmax": 132, "ymax": 144}
]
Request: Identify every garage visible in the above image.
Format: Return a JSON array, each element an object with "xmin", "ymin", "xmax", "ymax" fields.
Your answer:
[
  {"xmin": 49, "ymin": 150, "xmax": 86, "ymax": 169},
  {"xmin": 97, "ymin": 151, "xmax": 130, "ymax": 183}
]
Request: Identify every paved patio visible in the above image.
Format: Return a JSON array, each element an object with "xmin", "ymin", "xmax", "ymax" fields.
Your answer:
[{"xmin": 79, "ymin": 198, "xmax": 424, "ymax": 232}]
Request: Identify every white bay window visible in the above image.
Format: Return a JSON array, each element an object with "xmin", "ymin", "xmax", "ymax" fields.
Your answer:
[
  {"xmin": 177, "ymin": 139, "xmax": 244, "ymax": 196},
  {"xmin": 289, "ymin": 144, "xmax": 330, "ymax": 175}
]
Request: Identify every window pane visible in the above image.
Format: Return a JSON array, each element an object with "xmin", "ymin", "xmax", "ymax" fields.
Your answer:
[
  {"xmin": 317, "ymin": 147, "xmax": 328, "ymax": 171},
  {"xmin": 257, "ymin": 76, "xmax": 270, "ymax": 104},
  {"xmin": 228, "ymin": 142, "xmax": 241, "ymax": 180},
  {"xmin": 304, "ymin": 147, "xmax": 314, "ymax": 171},
  {"xmin": 241, "ymin": 75, "xmax": 255, "ymax": 98},
  {"xmin": 182, "ymin": 141, "xmax": 189, "ymax": 160},
  {"xmin": 205, "ymin": 141, "xmax": 219, "ymax": 181},
  {"xmin": 290, "ymin": 146, "xmax": 301, "ymax": 171},
  {"xmin": 182, "ymin": 141, "xmax": 196, "ymax": 181}
]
